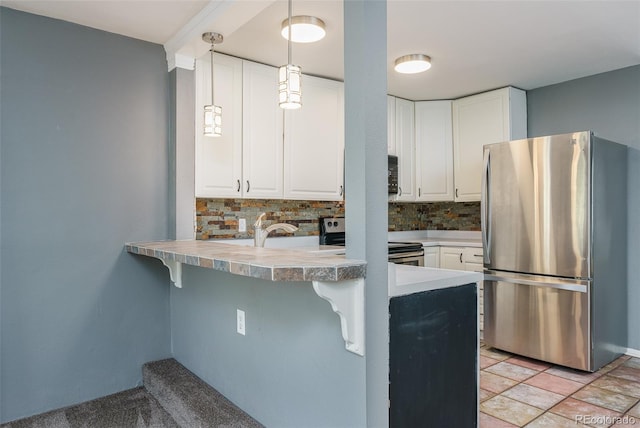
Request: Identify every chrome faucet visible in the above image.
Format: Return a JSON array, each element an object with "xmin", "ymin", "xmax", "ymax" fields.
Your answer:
[{"xmin": 253, "ymin": 213, "xmax": 299, "ymax": 247}]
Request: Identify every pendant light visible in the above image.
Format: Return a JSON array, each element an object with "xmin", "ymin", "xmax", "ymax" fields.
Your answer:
[
  {"xmin": 279, "ymin": 0, "xmax": 302, "ymax": 109},
  {"xmin": 202, "ymin": 32, "xmax": 223, "ymax": 137}
]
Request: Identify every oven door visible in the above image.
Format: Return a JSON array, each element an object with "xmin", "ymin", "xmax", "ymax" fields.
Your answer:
[{"xmin": 388, "ymin": 250, "xmax": 425, "ymax": 267}]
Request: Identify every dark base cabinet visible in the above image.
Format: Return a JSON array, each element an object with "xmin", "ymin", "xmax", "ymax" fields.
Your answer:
[{"xmin": 389, "ymin": 283, "xmax": 478, "ymax": 428}]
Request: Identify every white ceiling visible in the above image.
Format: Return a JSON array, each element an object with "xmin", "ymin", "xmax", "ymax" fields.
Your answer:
[{"xmin": 3, "ymin": 0, "xmax": 639, "ymax": 100}]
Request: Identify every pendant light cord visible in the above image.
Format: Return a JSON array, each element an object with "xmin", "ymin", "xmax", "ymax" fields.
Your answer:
[
  {"xmin": 287, "ymin": 0, "xmax": 292, "ymax": 64},
  {"xmin": 210, "ymin": 45, "xmax": 215, "ymax": 105}
]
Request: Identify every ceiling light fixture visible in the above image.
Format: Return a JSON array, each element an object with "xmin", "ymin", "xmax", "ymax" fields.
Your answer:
[
  {"xmin": 394, "ymin": 54, "xmax": 432, "ymax": 74},
  {"xmin": 279, "ymin": 0, "xmax": 302, "ymax": 109},
  {"xmin": 202, "ymin": 32, "xmax": 223, "ymax": 137},
  {"xmin": 281, "ymin": 15, "xmax": 326, "ymax": 43}
]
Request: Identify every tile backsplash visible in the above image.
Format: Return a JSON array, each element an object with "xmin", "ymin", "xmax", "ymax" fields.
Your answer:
[
  {"xmin": 196, "ymin": 199, "xmax": 481, "ymax": 240},
  {"xmin": 196, "ymin": 199, "xmax": 344, "ymax": 240},
  {"xmin": 388, "ymin": 201, "xmax": 481, "ymax": 231}
]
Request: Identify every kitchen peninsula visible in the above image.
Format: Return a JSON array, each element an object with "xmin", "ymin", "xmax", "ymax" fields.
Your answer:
[
  {"xmin": 127, "ymin": 239, "xmax": 367, "ymax": 355},
  {"xmin": 126, "ymin": 238, "xmax": 482, "ymax": 426}
]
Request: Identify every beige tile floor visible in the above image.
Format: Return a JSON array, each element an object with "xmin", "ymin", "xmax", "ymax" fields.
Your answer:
[{"xmin": 480, "ymin": 344, "xmax": 640, "ymax": 427}]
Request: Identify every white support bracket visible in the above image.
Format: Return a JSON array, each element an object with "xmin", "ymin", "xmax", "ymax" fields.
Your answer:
[
  {"xmin": 161, "ymin": 260, "xmax": 183, "ymax": 288},
  {"xmin": 312, "ymin": 278, "xmax": 365, "ymax": 356}
]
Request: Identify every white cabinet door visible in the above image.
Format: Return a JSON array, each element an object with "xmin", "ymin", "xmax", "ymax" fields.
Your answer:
[
  {"xmin": 415, "ymin": 101, "xmax": 454, "ymax": 201},
  {"xmin": 284, "ymin": 75, "xmax": 344, "ymax": 201},
  {"xmin": 242, "ymin": 61, "xmax": 283, "ymax": 199},
  {"xmin": 387, "ymin": 95, "xmax": 396, "ymax": 155},
  {"xmin": 195, "ymin": 53, "xmax": 243, "ymax": 197},
  {"xmin": 440, "ymin": 246, "xmax": 465, "ymax": 270},
  {"xmin": 395, "ymin": 98, "xmax": 416, "ymax": 201},
  {"xmin": 462, "ymin": 247, "xmax": 484, "ymax": 272},
  {"xmin": 452, "ymin": 86, "xmax": 526, "ymax": 202},
  {"xmin": 424, "ymin": 246, "xmax": 440, "ymax": 268},
  {"xmin": 462, "ymin": 248, "xmax": 485, "ymax": 332}
]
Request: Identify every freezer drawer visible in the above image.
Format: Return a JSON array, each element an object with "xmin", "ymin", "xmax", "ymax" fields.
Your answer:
[{"xmin": 483, "ymin": 272, "xmax": 592, "ymax": 371}]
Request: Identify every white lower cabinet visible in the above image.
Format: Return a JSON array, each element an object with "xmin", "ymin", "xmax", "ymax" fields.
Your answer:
[
  {"xmin": 423, "ymin": 247, "xmax": 440, "ymax": 268},
  {"xmin": 440, "ymin": 246, "xmax": 465, "ymax": 270},
  {"xmin": 437, "ymin": 246, "xmax": 484, "ymax": 331},
  {"xmin": 461, "ymin": 248, "xmax": 485, "ymax": 332}
]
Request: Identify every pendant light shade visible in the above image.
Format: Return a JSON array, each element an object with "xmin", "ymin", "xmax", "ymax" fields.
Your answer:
[
  {"xmin": 279, "ymin": 64, "xmax": 302, "ymax": 109},
  {"xmin": 394, "ymin": 54, "xmax": 432, "ymax": 74},
  {"xmin": 279, "ymin": 0, "xmax": 302, "ymax": 109},
  {"xmin": 281, "ymin": 15, "xmax": 326, "ymax": 43},
  {"xmin": 202, "ymin": 32, "xmax": 223, "ymax": 137},
  {"xmin": 203, "ymin": 105, "xmax": 222, "ymax": 136}
]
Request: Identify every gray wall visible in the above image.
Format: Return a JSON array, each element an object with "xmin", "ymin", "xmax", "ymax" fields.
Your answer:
[
  {"xmin": 0, "ymin": 8, "xmax": 172, "ymax": 422},
  {"xmin": 170, "ymin": 267, "xmax": 366, "ymax": 427},
  {"xmin": 527, "ymin": 64, "xmax": 640, "ymax": 350}
]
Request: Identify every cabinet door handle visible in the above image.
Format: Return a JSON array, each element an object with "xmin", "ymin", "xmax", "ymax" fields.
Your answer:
[
  {"xmin": 459, "ymin": 253, "xmax": 463, "ymax": 263},
  {"xmin": 398, "ymin": 187, "xmax": 402, "ymax": 197},
  {"xmin": 236, "ymin": 179, "xmax": 241, "ymax": 192},
  {"xmin": 339, "ymin": 185, "xmax": 343, "ymax": 197},
  {"xmin": 418, "ymin": 188, "xmax": 421, "ymax": 197},
  {"xmin": 455, "ymin": 188, "xmax": 459, "ymax": 198},
  {"xmin": 473, "ymin": 254, "xmax": 483, "ymax": 257},
  {"xmin": 246, "ymin": 180, "xmax": 250, "ymax": 193}
]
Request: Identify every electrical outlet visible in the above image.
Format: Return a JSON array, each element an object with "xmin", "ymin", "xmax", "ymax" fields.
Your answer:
[
  {"xmin": 238, "ymin": 218, "xmax": 247, "ymax": 233},
  {"xmin": 237, "ymin": 309, "xmax": 246, "ymax": 335}
]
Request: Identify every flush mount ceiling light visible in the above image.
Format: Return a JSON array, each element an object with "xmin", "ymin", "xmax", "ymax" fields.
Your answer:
[
  {"xmin": 394, "ymin": 54, "xmax": 432, "ymax": 74},
  {"xmin": 281, "ymin": 15, "xmax": 326, "ymax": 43},
  {"xmin": 279, "ymin": 0, "xmax": 302, "ymax": 109},
  {"xmin": 202, "ymin": 32, "xmax": 223, "ymax": 137}
]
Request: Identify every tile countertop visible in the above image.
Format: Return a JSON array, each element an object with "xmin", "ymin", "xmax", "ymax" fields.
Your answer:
[
  {"xmin": 126, "ymin": 240, "xmax": 365, "ymax": 282},
  {"xmin": 388, "ymin": 263, "xmax": 483, "ymax": 298},
  {"xmin": 388, "ymin": 230, "xmax": 482, "ymax": 248}
]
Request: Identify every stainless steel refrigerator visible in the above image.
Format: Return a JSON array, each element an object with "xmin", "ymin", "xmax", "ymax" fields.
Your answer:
[{"xmin": 482, "ymin": 131, "xmax": 627, "ymax": 372}]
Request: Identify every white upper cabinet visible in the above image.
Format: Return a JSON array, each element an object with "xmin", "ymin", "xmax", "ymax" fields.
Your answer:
[
  {"xmin": 415, "ymin": 101, "xmax": 454, "ymax": 201},
  {"xmin": 195, "ymin": 53, "xmax": 243, "ymax": 198},
  {"xmin": 242, "ymin": 61, "xmax": 283, "ymax": 199},
  {"xmin": 284, "ymin": 75, "xmax": 344, "ymax": 201},
  {"xmin": 395, "ymin": 98, "xmax": 416, "ymax": 201},
  {"xmin": 195, "ymin": 56, "xmax": 344, "ymax": 201},
  {"xmin": 387, "ymin": 95, "xmax": 397, "ymax": 155},
  {"xmin": 452, "ymin": 86, "xmax": 527, "ymax": 201}
]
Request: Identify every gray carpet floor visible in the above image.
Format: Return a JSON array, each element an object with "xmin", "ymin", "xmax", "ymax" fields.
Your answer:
[
  {"xmin": 142, "ymin": 359, "xmax": 263, "ymax": 428},
  {"xmin": 1, "ymin": 387, "xmax": 179, "ymax": 428}
]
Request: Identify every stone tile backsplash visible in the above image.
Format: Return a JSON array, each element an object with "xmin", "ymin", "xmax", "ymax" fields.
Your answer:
[
  {"xmin": 196, "ymin": 199, "xmax": 481, "ymax": 240},
  {"xmin": 388, "ymin": 201, "xmax": 481, "ymax": 231},
  {"xmin": 196, "ymin": 198, "xmax": 344, "ymax": 240}
]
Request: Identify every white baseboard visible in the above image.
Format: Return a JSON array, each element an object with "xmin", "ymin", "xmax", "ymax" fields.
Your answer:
[{"xmin": 625, "ymin": 347, "xmax": 640, "ymax": 358}]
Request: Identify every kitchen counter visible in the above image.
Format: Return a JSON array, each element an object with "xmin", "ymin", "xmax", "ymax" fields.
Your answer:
[
  {"xmin": 127, "ymin": 239, "xmax": 367, "ymax": 356},
  {"xmin": 126, "ymin": 240, "xmax": 364, "ymax": 283},
  {"xmin": 417, "ymin": 237, "xmax": 482, "ymax": 248},
  {"xmin": 388, "ymin": 262, "xmax": 482, "ymax": 298},
  {"xmin": 388, "ymin": 230, "xmax": 482, "ymax": 248}
]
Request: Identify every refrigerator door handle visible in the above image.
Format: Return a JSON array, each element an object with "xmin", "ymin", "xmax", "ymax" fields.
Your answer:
[
  {"xmin": 484, "ymin": 273, "xmax": 588, "ymax": 293},
  {"xmin": 481, "ymin": 149, "xmax": 491, "ymax": 265}
]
